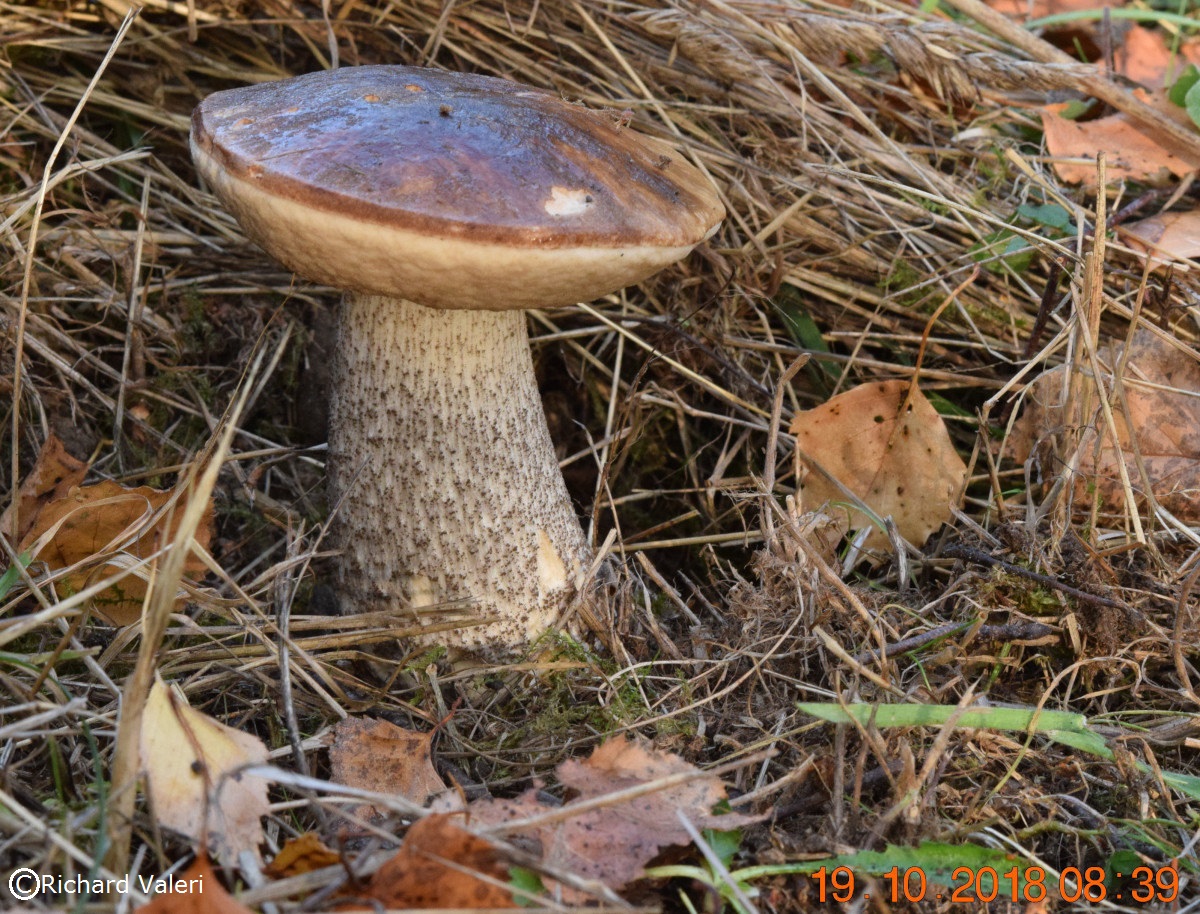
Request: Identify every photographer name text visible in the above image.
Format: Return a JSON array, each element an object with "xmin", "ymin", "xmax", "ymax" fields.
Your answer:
[{"xmin": 8, "ymin": 868, "xmax": 202, "ymax": 901}]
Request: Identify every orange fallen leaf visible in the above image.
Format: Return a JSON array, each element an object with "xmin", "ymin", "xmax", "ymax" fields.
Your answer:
[
  {"xmin": 346, "ymin": 814, "xmax": 516, "ymax": 909},
  {"xmin": 1040, "ymin": 98, "xmax": 1200, "ymax": 185},
  {"xmin": 1122, "ymin": 209, "xmax": 1200, "ymax": 265},
  {"xmin": 329, "ymin": 718, "xmax": 448, "ymax": 821},
  {"xmin": 1114, "ymin": 26, "xmax": 1200, "ymax": 90},
  {"xmin": 141, "ymin": 676, "xmax": 269, "ymax": 865},
  {"xmin": 134, "ymin": 854, "xmax": 251, "ymax": 914},
  {"xmin": 0, "ymin": 433, "xmax": 87, "ymax": 546},
  {"xmin": 14, "ymin": 473, "xmax": 213, "ymax": 626},
  {"xmin": 789, "ymin": 380, "xmax": 967, "ymax": 552},
  {"xmin": 558, "ymin": 736, "xmax": 737, "ymax": 816},
  {"xmin": 1013, "ymin": 329, "xmax": 1200, "ymax": 520},
  {"xmin": 984, "ymin": 0, "xmax": 1094, "ymax": 20},
  {"xmin": 467, "ymin": 735, "xmax": 760, "ymax": 897}
]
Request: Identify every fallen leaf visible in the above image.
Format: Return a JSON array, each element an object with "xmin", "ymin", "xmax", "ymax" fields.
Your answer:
[
  {"xmin": 1013, "ymin": 329, "xmax": 1200, "ymax": 520},
  {"xmin": 0, "ymin": 433, "xmax": 87, "ymax": 545},
  {"xmin": 16, "ymin": 476, "xmax": 213, "ymax": 626},
  {"xmin": 141, "ymin": 676, "xmax": 269, "ymax": 865},
  {"xmin": 1040, "ymin": 98, "xmax": 1200, "ymax": 185},
  {"xmin": 467, "ymin": 735, "xmax": 760, "ymax": 897},
  {"xmin": 789, "ymin": 380, "xmax": 967, "ymax": 552},
  {"xmin": 346, "ymin": 814, "xmax": 516, "ymax": 909},
  {"xmin": 984, "ymin": 0, "xmax": 1094, "ymax": 20},
  {"xmin": 264, "ymin": 832, "xmax": 340, "ymax": 878},
  {"xmin": 329, "ymin": 718, "xmax": 448, "ymax": 821},
  {"xmin": 557, "ymin": 736, "xmax": 736, "ymax": 819},
  {"xmin": 134, "ymin": 854, "xmax": 251, "ymax": 914},
  {"xmin": 1122, "ymin": 209, "xmax": 1200, "ymax": 265},
  {"xmin": 1114, "ymin": 26, "xmax": 1200, "ymax": 90}
]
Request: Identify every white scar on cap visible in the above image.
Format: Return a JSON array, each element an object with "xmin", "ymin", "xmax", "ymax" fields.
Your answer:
[{"xmin": 544, "ymin": 186, "xmax": 594, "ymax": 217}]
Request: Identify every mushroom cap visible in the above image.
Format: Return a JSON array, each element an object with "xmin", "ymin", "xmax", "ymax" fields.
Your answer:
[{"xmin": 191, "ymin": 66, "xmax": 725, "ymax": 309}]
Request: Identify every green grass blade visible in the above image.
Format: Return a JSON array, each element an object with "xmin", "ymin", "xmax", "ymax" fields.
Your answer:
[{"xmin": 798, "ymin": 703, "xmax": 1200, "ymax": 801}]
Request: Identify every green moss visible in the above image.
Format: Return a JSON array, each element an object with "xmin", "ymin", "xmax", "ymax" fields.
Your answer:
[
  {"xmin": 405, "ymin": 644, "xmax": 449, "ymax": 673},
  {"xmin": 141, "ymin": 367, "xmax": 219, "ymax": 458},
  {"xmin": 488, "ymin": 635, "xmax": 649, "ymax": 740},
  {"xmin": 180, "ymin": 289, "xmax": 218, "ymax": 357},
  {"xmin": 878, "ymin": 260, "xmax": 930, "ymax": 309},
  {"xmin": 978, "ymin": 571, "xmax": 1062, "ymax": 616}
]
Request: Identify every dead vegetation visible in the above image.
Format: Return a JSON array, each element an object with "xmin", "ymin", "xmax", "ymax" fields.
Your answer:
[{"xmin": 2, "ymin": 0, "xmax": 1199, "ymax": 911}]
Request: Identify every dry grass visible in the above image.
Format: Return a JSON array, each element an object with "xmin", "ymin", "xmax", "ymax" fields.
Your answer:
[{"xmin": 2, "ymin": 0, "xmax": 1199, "ymax": 911}]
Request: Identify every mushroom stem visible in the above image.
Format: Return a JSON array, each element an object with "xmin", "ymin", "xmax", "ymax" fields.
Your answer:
[{"xmin": 328, "ymin": 294, "xmax": 593, "ymax": 658}]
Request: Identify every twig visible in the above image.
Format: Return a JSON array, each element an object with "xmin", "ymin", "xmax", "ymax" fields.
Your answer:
[
  {"xmin": 943, "ymin": 543, "xmax": 1127, "ymax": 609},
  {"xmin": 1022, "ymin": 257, "xmax": 1066, "ymax": 362},
  {"xmin": 852, "ymin": 620, "xmax": 1058, "ymax": 665}
]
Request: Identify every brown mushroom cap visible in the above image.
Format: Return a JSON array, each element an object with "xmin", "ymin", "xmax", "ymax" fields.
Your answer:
[{"xmin": 191, "ymin": 66, "xmax": 725, "ymax": 309}]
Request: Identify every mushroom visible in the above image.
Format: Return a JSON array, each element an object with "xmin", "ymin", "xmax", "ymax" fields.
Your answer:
[{"xmin": 190, "ymin": 65, "xmax": 724, "ymax": 659}]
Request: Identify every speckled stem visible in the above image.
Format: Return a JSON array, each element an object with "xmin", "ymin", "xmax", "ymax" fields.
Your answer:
[{"xmin": 327, "ymin": 294, "xmax": 592, "ymax": 660}]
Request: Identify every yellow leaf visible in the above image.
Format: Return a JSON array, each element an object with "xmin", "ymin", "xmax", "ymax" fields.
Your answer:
[{"xmin": 140, "ymin": 676, "xmax": 268, "ymax": 865}]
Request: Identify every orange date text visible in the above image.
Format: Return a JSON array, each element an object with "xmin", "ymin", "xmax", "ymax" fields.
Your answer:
[{"xmin": 809, "ymin": 862, "xmax": 1178, "ymax": 905}]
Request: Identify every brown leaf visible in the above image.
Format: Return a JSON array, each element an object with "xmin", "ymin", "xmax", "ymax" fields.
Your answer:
[
  {"xmin": 1013, "ymin": 329, "xmax": 1200, "ymax": 520},
  {"xmin": 467, "ymin": 736, "xmax": 760, "ymax": 897},
  {"xmin": 558, "ymin": 735, "xmax": 738, "ymax": 823},
  {"xmin": 983, "ymin": 0, "xmax": 1094, "ymax": 21},
  {"xmin": 1114, "ymin": 26, "xmax": 1200, "ymax": 90},
  {"xmin": 134, "ymin": 855, "xmax": 252, "ymax": 914},
  {"xmin": 1040, "ymin": 98, "xmax": 1200, "ymax": 186},
  {"xmin": 789, "ymin": 380, "xmax": 967, "ymax": 552},
  {"xmin": 17, "ymin": 478, "xmax": 213, "ymax": 625},
  {"xmin": 1122, "ymin": 209, "xmax": 1200, "ymax": 265},
  {"xmin": 348, "ymin": 814, "xmax": 515, "ymax": 909},
  {"xmin": 329, "ymin": 718, "xmax": 447, "ymax": 822},
  {"xmin": 140, "ymin": 676, "xmax": 269, "ymax": 865},
  {"xmin": 0, "ymin": 433, "xmax": 87, "ymax": 545},
  {"xmin": 264, "ymin": 832, "xmax": 340, "ymax": 878}
]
